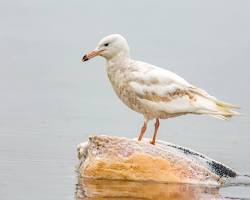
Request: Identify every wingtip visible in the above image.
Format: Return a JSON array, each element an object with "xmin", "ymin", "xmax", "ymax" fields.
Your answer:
[{"xmin": 216, "ymin": 100, "xmax": 241, "ymax": 109}]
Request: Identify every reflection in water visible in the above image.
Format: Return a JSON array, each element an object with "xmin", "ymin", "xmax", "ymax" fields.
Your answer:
[{"xmin": 76, "ymin": 178, "xmax": 222, "ymax": 200}]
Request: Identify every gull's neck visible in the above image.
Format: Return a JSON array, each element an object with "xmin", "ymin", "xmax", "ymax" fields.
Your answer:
[{"xmin": 106, "ymin": 51, "xmax": 130, "ymax": 65}]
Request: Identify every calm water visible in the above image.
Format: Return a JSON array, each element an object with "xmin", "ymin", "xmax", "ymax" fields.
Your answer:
[{"xmin": 0, "ymin": 0, "xmax": 250, "ymax": 199}]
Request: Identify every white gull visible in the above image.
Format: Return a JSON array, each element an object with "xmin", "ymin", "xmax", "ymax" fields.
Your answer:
[{"xmin": 82, "ymin": 34, "xmax": 239, "ymax": 144}]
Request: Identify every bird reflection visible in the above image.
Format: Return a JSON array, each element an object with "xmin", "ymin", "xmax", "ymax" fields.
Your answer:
[{"xmin": 76, "ymin": 177, "xmax": 222, "ymax": 200}]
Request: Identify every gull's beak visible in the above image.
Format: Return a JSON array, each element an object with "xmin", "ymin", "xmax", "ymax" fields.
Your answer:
[{"xmin": 82, "ymin": 49, "xmax": 101, "ymax": 62}]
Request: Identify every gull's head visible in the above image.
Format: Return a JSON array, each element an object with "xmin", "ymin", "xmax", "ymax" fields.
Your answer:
[{"xmin": 82, "ymin": 34, "xmax": 130, "ymax": 62}]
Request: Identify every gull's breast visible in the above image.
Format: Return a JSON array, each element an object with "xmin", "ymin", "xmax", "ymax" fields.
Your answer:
[{"xmin": 107, "ymin": 68, "xmax": 148, "ymax": 115}]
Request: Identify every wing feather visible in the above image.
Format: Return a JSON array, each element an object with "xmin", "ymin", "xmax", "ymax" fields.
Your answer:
[
  {"xmin": 127, "ymin": 60, "xmax": 239, "ymax": 117},
  {"xmin": 128, "ymin": 61, "xmax": 198, "ymax": 113}
]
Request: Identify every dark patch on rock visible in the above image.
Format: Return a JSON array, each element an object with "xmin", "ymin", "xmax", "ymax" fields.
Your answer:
[
  {"xmin": 208, "ymin": 161, "xmax": 237, "ymax": 178},
  {"xmin": 168, "ymin": 144, "xmax": 205, "ymax": 159}
]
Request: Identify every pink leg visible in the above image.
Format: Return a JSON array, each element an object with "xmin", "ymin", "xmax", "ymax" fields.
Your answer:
[
  {"xmin": 150, "ymin": 118, "xmax": 160, "ymax": 145},
  {"xmin": 138, "ymin": 120, "xmax": 147, "ymax": 141}
]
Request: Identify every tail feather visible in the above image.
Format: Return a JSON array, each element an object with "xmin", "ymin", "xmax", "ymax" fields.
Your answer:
[
  {"xmin": 209, "ymin": 114, "xmax": 232, "ymax": 121},
  {"xmin": 211, "ymin": 101, "xmax": 241, "ymax": 120},
  {"xmin": 194, "ymin": 95, "xmax": 240, "ymax": 120}
]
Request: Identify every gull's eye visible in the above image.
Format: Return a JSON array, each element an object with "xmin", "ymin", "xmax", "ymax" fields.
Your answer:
[{"xmin": 104, "ymin": 43, "xmax": 109, "ymax": 47}]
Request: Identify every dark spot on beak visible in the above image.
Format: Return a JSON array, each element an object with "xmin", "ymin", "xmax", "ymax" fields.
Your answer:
[{"xmin": 82, "ymin": 55, "xmax": 89, "ymax": 62}]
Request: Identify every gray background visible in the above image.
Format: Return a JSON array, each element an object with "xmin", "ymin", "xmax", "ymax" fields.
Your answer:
[{"xmin": 0, "ymin": 0, "xmax": 249, "ymax": 199}]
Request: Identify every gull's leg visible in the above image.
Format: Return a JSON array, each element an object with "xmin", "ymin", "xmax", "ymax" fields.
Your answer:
[
  {"xmin": 150, "ymin": 118, "xmax": 160, "ymax": 145},
  {"xmin": 138, "ymin": 119, "xmax": 148, "ymax": 141}
]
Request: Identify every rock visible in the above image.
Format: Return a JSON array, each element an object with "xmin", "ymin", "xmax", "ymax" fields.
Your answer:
[{"xmin": 77, "ymin": 135, "xmax": 237, "ymax": 186}]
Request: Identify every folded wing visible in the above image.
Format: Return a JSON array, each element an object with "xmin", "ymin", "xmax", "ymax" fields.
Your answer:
[{"xmin": 129, "ymin": 61, "xmax": 239, "ymax": 119}]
